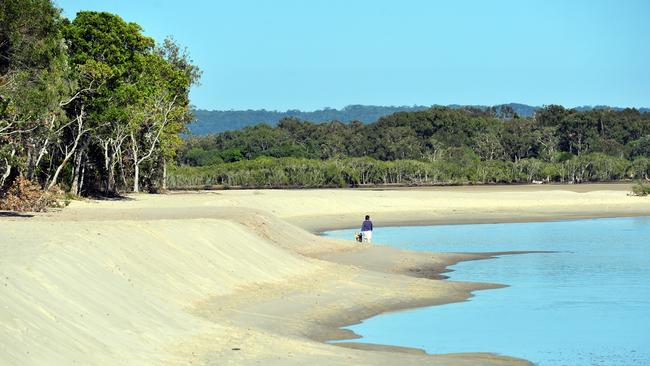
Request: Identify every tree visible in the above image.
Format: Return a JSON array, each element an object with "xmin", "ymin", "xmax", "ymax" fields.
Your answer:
[
  {"xmin": 629, "ymin": 135, "xmax": 650, "ymax": 159},
  {"xmin": 62, "ymin": 12, "xmax": 157, "ymax": 194},
  {"xmin": 471, "ymin": 121, "xmax": 505, "ymax": 161},
  {"xmin": 535, "ymin": 105, "xmax": 568, "ymax": 127},
  {"xmin": 0, "ymin": 0, "xmax": 71, "ymax": 190},
  {"xmin": 502, "ymin": 118, "xmax": 538, "ymax": 161},
  {"xmin": 1, "ymin": 3, "xmax": 200, "ymax": 202},
  {"xmin": 533, "ymin": 126, "xmax": 559, "ymax": 161},
  {"xmin": 377, "ymin": 126, "xmax": 422, "ymax": 160}
]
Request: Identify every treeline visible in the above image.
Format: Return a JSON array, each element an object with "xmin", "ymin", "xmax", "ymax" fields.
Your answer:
[
  {"xmin": 175, "ymin": 106, "xmax": 650, "ymax": 188},
  {"xmin": 167, "ymin": 155, "xmax": 650, "ymax": 189},
  {"xmin": 180, "ymin": 106, "xmax": 650, "ymax": 164},
  {"xmin": 0, "ymin": 0, "xmax": 200, "ymax": 199}
]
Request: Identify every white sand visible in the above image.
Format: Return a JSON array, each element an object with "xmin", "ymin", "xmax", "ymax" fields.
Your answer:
[{"xmin": 1, "ymin": 184, "xmax": 648, "ymax": 365}]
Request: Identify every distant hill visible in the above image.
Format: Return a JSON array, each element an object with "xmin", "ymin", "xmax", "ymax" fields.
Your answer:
[
  {"xmin": 189, "ymin": 105, "xmax": 430, "ymax": 135},
  {"xmin": 188, "ymin": 103, "xmax": 648, "ymax": 135}
]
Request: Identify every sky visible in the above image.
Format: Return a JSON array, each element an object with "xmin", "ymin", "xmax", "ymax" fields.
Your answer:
[{"xmin": 55, "ymin": 0, "xmax": 650, "ymax": 111}]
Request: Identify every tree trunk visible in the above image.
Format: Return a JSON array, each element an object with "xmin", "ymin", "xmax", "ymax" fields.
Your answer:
[
  {"xmin": 79, "ymin": 163, "xmax": 86, "ymax": 194},
  {"xmin": 71, "ymin": 149, "xmax": 84, "ymax": 196},
  {"xmin": 108, "ymin": 158, "xmax": 117, "ymax": 194},
  {"xmin": 48, "ymin": 110, "xmax": 87, "ymax": 190},
  {"xmin": 133, "ymin": 163, "xmax": 140, "ymax": 193},
  {"xmin": 48, "ymin": 154, "xmax": 72, "ymax": 191},
  {"xmin": 1, "ymin": 163, "xmax": 11, "ymax": 189},
  {"xmin": 115, "ymin": 145, "xmax": 127, "ymax": 190},
  {"xmin": 599, "ymin": 117, "xmax": 605, "ymax": 136},
  {"xmin": 1, "ymin": 148, "xmax": 16, "ymax": 189},
  {"xmin": 131, "ymin": 132, "xmax": 140, "ymax": 193},
  {"xmin": 103, "ymin": 142, "xmax": 111, "ymax": 194},
  {"xmin": 162, "ymin": 159, "xmax": 167, "ymax": 191},
  {"xmin": 27, "ymin": 134, "xmax": 52, "ymax": 180},
  {"xmin": 103, "ymin": 143, "xmax": 120, "ymax": 195}
]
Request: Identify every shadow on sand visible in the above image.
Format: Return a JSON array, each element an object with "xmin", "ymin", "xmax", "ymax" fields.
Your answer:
[
  {"xmin": 0, "ymin": 211, "xmax": 34, "ymax": 218},
  {"xmin": 90, "ymin": 193, "xmax": 135, "ymax": 201}
]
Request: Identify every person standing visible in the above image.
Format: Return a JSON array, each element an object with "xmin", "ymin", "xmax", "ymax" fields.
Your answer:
[{"xmin": 361, "ymin": 215, "xmax": 373, "ymax": 243}]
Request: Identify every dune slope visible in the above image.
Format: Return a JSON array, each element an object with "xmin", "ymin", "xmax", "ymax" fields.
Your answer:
[
  {"xmin": 6, "ymin": 186, "xmax": 636, "ymax": 365},
  {"xmin": 0, "ymin": 218, "xmax": 321, "ymax": 365}
]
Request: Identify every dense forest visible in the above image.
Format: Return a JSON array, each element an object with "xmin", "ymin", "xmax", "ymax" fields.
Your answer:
[
  {"xmin": 0, "ymin": 0, "xmax": 199, "ymax": 208},
  {"xmin": 189, "ymin": 104, "xmax": 650, "ymax": 135},
  {"xmin": 172, "ymin": 106, "xmax": 650, "ymax": 188},
  {"xmin": 2, "ymin": 1, "xmax": 650, "ymax": 208}
]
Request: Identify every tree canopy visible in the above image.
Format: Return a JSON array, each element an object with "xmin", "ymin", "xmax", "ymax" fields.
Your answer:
[
  {"xmin": 2, "ymin": 0, "xmax": 649, "ymax": 199},
  {"xmin": 174, "ymin": 106, "xmax": 650, "ymax": 188},
  {"xmin": 0, "ymin": 1, "xmax": 200, "ymax": 199}
]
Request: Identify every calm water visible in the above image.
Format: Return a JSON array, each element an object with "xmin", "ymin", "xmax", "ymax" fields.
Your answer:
[{"xmin": 324, "ymin": 217, "xmax": 650, "ymax": 366}]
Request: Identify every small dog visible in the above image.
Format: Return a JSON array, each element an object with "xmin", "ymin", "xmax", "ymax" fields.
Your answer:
[{"xmin": 354, "ymin": 233, "xmax": 363, "ymax": 243}]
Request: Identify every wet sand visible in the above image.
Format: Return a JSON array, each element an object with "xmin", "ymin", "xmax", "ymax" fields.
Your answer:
[{"xmin": 1, "ymin": 184, "xmax": 648, "ymax": 365}]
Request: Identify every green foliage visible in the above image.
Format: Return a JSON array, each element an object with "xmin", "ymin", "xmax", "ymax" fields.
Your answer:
[
  {"xmin": 629, "ymin": 157, "xmax": 650, "ymax": 180},
  {"xmin": 631, "ymin": 181, "xmax": 650, "ymax": 197},
  {"xmin": 1, "ymin": 2, "xmax": 200, "ymax": 200},
  {"xmin": 167, "ymin": 153, "xmax": 645, "ymax": 189},
  {"xmin": 180, "ymin": 106, "xmax": 650, "ymax": 171},
  {"xmin": 3, "ymin": 1, "xmax": 649, "ymax": 198},
  {"xmin": 0, "ymin": 0, "xmax": 64, "ymax": 74},
  {"xmin": 629, "ymin": 135, "xmax": 650, "ymax": 158},
  {"xmin": 1, "ymin": 0, "xmax": 73, "ymax": 188},
  {"xmin": 174, "ymin": 104, "xmax": 650, "ymax": 189}
]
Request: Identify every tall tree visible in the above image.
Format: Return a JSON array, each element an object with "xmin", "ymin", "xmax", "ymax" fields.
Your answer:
[
  {"xmin": 63, "ymin": 11, "xmax": 155, "ymax": 194},
  {"xmin": 0, "ymin": 0, "xmax": 72, "ymax": 190},
  {"xmin": 129, "ymin": 39, "xmax": 200, "ymax": 192}
]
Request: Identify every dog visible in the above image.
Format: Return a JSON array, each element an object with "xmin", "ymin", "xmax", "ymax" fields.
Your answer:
[{"xmin": 354, "ymin": 233, "xmax": 363, "ymax": 243}]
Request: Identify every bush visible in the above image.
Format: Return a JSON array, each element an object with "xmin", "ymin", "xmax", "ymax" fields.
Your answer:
[
  {"xmin": 0, "ymin": 177, "xmax": 65, "ymax": 212},
  {"xmin": 629, "ymin": 157, "xmax": 650, "ymax": 179},
  {"xmin": 631, "ymin": 181, "xmax": 650, "ymax": 197}
]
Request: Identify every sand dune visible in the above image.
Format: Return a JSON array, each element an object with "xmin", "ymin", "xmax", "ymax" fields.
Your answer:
[
  {"xmin": 2, "ymin": 185, "xmax": 648, "ymax": 365},
  {"xmin": 1, "ymin": 218, "xmax": 321, "ymax": 365}
]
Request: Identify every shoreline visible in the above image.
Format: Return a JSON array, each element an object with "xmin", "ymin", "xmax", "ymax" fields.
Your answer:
[
  {"xmin": 305, "ymin": 209, "xmax": 650, "ymax": 233},
  {"xmin": 309, "ymin": 251, "xmax": 552, "ymax": 350},
  {"xmin": 3, "ymin": 186, "xmax": 649, "ymax": 365},
  {"xmin": 190, "ymin": 246, "xmax": 523, "ymax": 363}
]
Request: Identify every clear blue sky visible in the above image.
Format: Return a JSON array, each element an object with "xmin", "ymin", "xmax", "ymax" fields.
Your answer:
[{"xmin": 55, "ymin": 0, "xmax": 649, "ymax": 111}]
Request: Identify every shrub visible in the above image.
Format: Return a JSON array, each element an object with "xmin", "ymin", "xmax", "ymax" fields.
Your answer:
[
  {"xmin": 631, "ymin": 181, "xmax": 650, "ymax": 197},
  {"xmin": 0, "ymin": 177, "xmax": 65, "ymax": 212}
]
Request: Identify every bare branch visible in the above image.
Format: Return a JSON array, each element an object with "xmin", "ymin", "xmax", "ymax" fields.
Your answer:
[
  {"xmin": 59, "ymin": 80, "xmax": 96, "ymax": 107},
  {"xmin": 137, "ymin": 94, "xmax": 178, "ymax": 165}
]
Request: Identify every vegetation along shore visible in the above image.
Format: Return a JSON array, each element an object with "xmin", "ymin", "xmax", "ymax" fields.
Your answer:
[
  {"xmin": 174, "ymin": 106, "xmax": 650, "ymax": 189},
  {"xmin": 1, "ymin": 0, "xmax": 200, "ymax": 210},
  {"xmin": 2, "ymin": 1, "xmax": 650, "ymax": 208}
]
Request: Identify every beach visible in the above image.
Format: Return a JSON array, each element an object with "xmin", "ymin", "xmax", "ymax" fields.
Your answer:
[{"xmin": 1, "ymin": 184, "xmax": 649, "ymax": 365}]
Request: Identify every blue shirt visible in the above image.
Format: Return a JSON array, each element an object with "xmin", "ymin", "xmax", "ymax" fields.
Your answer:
[{"xmin": 361, "ymin": 220, "xmax": 373, "ymax": 231}]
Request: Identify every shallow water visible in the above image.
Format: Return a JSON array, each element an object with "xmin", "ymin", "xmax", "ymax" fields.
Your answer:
[{"xmin": 324, "ymin": 217, "xmax": 650, "ymax": 366}]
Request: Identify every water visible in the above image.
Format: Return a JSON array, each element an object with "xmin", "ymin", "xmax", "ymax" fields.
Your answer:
[{"xmin": 324, "ymin": 217, "xmax": 650, "ymax": 365}]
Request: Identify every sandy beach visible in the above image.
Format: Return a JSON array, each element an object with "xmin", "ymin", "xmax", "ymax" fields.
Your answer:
[{"xmin": 1, "ymin": 183, "xmax": 649, "ymax": 366}]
